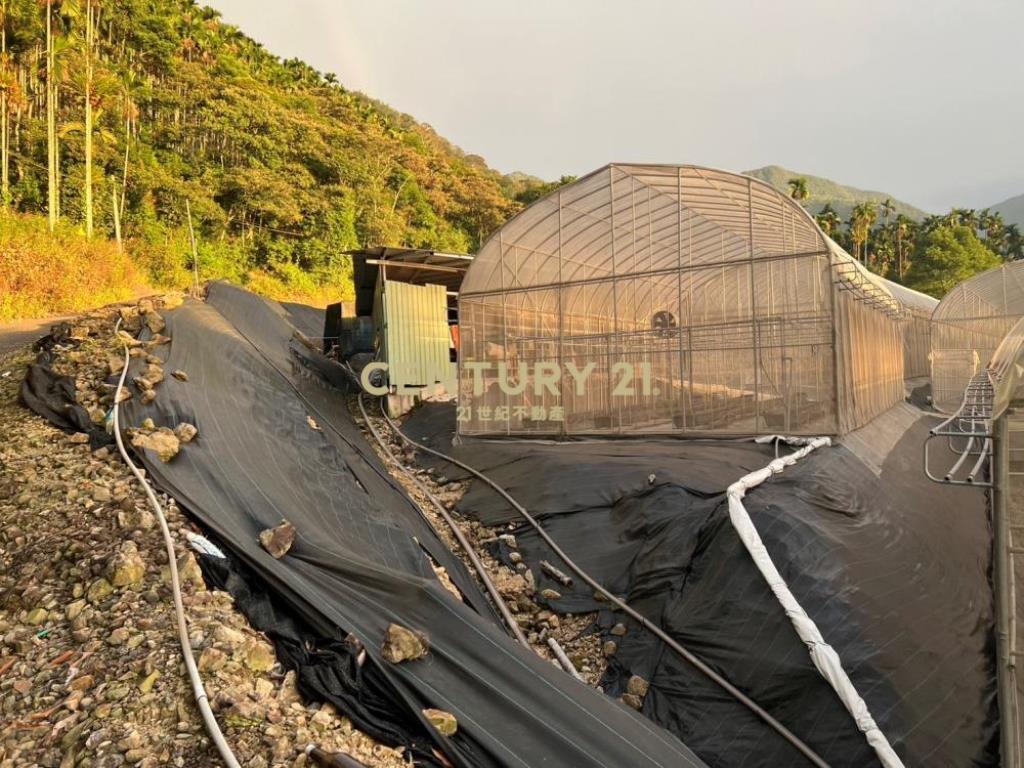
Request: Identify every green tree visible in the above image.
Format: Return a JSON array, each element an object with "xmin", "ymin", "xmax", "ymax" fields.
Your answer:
[
  {"xmin": 848, "ymin": 201, "xmax": 877, "ymax": 264},
  {"xmin": 894, "ymin": 214, "xmax": 914, "ymax": 279},
  {"xmin": 0, "ymin": 0, "xmax": 9, "ymax": 206},
  {"xmin": 904, "ymin": 225, "xmax": 1002, "ymax": 297},
  {"xmin": 787, "ymin": 176, "xmax": 809, "ymax": 203},
  {"xmin": 815, "ymin": 203, "xmax": 841, "ymax": 238},
  {"xmin": 1006, "ymin": 224, "xmax": 1023, "ymax": 261}
]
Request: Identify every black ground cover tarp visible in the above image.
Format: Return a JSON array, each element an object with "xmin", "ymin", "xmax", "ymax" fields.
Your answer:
[
  {"xmin": 115, "ymin": 284, "xmax": 706, "ymax": 768},
  {"xmin": 19, "ymin": 322, "xmax": 113, "ymax": 449},
  {"xmin": 404, "ymin": 405, "xmax": 1000, "ymax": 767}
]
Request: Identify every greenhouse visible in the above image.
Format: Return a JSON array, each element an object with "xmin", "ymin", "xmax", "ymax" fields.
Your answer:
[
  {"xmin": 457, "ymin": 163, "xmax": 929, "ymax": 437},
  {"xmin": 887, "ymin": 280, "xmax": 939, "ymax": 379},
  {"xmin": 931, "ymin": 260, "xmax": 1024, "ymax": 412}
]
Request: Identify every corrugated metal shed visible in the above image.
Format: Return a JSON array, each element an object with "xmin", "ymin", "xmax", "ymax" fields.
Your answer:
[{"xmin": 375, "ymin": 279, "xmax": 453, "ymax": 393}]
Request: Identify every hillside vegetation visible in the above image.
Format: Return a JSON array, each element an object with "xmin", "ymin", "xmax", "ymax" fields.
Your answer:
[
  {"xmin": 745, "ymin": 165, "xmax": 929, "ymax": 221},
  {"xmin": 0, "ymin": 0, "xmax": 1019, "ymax": 316},
  {"xmin": 992, "ymin": 193, "xmax": 1024, "ymax": 230},
  {"xmin": 0, "ymin": 213, "xmax": 145, "ymax": 320},
  {"xmin": 0, "ymin": 0, "xmax": 549, "ymax": 315}
]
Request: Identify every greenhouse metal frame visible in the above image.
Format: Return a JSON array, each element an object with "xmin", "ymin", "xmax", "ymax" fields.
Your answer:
[
  {"xmin": 931, "ymin": 261, "xmax": 1024, "ymax": 412},
  {"xmin": 458, "ymin": 164, "xmax": 925, "ymax": 437}
]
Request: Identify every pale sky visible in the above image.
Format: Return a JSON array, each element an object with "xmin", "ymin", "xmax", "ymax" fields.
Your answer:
[{"xmin": 206, "ymin": 0, "xmax": 1024, "ymax": 213}]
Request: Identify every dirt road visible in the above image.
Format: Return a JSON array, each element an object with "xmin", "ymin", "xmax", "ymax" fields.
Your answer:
[{"xmin": 0, "ymin": 316, "xmax": 67, "ymax": 357}]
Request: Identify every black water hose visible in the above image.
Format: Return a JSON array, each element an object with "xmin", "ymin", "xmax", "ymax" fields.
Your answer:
[{"xmin": 356, "ymin": 394, "xmax": 529, "ymax": 648}]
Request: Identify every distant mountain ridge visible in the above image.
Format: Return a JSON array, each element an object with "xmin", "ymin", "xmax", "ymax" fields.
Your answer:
[
  {"xmin": 990, "ymin": 193, "xmax": 1024, "ymax": 229},
  {"xmin": 744, "ymin": 165, "xmax": 930, "ymax": 222}
]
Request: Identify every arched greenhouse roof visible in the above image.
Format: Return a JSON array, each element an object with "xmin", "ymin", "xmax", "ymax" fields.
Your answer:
[
  {"xmin": 466, "ymin": 164, "xmax": 847, "ymax": 294},
  {"xmin": 933, "ymin": 260, "xmax": 1024, "ymax": 324},
  {"xmin": 881, "ymin": 278, "xmax": 938, "ymax": 318},
  {"xmin": 463, "ymin": 164, "xmax": 928, "ymax": 319},
  {"xmin": 930, "ymin": 261, "xmax": 1024, "ymax": 411}
]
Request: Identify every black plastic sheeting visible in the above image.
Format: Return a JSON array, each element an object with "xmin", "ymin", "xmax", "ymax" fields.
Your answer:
[
  {"xmin": 19, "ymin": 323, "xmax": 114, "ymax": 449},
  {"xmin": 404, "ymin": 405, "xmax": 1000, "ymax": 767},
  {"xmin": 115, "ymin": 284, "xmax": 706, "ymax": 768}
]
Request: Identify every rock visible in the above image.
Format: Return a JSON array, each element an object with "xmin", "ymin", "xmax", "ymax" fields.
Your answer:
[
  {"xmin": 177, "ymin": 552, "xmax": 205, "ymax": 590},
  {"xmin": 109, "ymin": 542, "xmax": 146, "ymax": 587},
  {"xmin": 198, "ymin": 647, "xmax": 227, "ymax": 672},
  {"xmin": 138, "ymin": 299, "xmax": 155, "ymax": 315},
  {"xmin": 241, "ymin": 638, "xmax": 275, "ymax": 673},
  {"xmin": 145, "ymin": 312, "xmax": 166, "ymax": 334},
  {"xmin": 173, "ymin": 423, "xmax": 198, "ymax": 443},
  {"xmin": 226, "ymin": 697, "xmax": 264, "ymax": 723},
  {"xmin": 121, "ymin": 730, "xmax": 144, "ymax": 751},
  {"xmin": 610, "ymin": 622, "xmax": 627, "ymax": 636},
  {"xmin": 141, "ymin": 390, "xmax": 157, "ymax": 405},
  {"xmin": 131, "ymin": 428, "xmax": 179, "ymax": 462},
  {"xmin": 381, "ymin": 624, "xmax": 429, "ymax": 663},
  {"xmin": 162, "ymin": 293, "xmax": 185, "ymax": 310},
  {"xmin": 310, "ymin": 704, "xmax": 336, "ymax": 730},
  {"xmin": 540, "ymin": 588, "xmax": 561, "ymax": 601},
  {"xmin": 141, "ymin": 418, "xmax": 155, "ymax": 430},
  {"xmin": 626, "ymin": 675, "xmax": 649, "ymax": 698},
  {"xmin": 108, "ymin": 627, "xmax": 130, "ymax": 646},
  {"xmin": 87, "ymin": 578, "xmax": 114, "ymax": 604},
  {"xmin": 422, "ymin": 708, "xmax": 458, "ymax": 737},
  {"xmin": 108, "ymin": 355, "xmax": 125, "ymax": 375},
  {"xmin": 143, "ymin": 363, "xmax": 164, "ymax": 385},
  {"xmin": 92, "ymin": 485, "xmax": 112, "ymax": 503},
  {"xmin": 69, "ymin": 674, "xmax": 95, "ymax": 692},
  {"xmin": 26, "ymin": 607, "xmax": 49, "ymax": 625},
  {"xmin": 214, "ymin": 625, "xmax": 246, "ymax": 648},
  {"xmin": 138, "ymin": 670, "xmax": 160, "ymax": 694},
  {"xmin": 117, "ymin": 329, "xmax": 142, "ymax": 347},
  {"xmin": 602, "ymin": 640, "xmax": 617, "ymax": 657},
  {"xmin": 621, "ymin": 693, "xmax": 643, "ymax": 710},
  {"xmin": 495, "ymin": 570, "xmax": 529, "ymax": 598},
  {"xmin": 69, "ymin": 432, "xmax": 90, "ymax": 444},
  {"xmin": 171, "ymin": 370, "xmax": 188, "ymax": 382},
  {"xmin": 66, "ymin": 599, "xmax": 87, "ymax": 621},
  {"xmin": 259, "ymin": 519, "xmax": 295, "ymax": 559},
  {"xmin": 118, "ymin": 506, "xmax": 155, "ymax": 531}
]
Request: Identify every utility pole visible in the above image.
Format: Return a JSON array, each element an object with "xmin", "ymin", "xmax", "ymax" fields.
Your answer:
[
  {"xmin": 112, "ymin": 182, "xmax": 122, "ymax": 251},
  {"xmin": 186, "ymin": 199, "xmax": 199, "ymax": 295}
]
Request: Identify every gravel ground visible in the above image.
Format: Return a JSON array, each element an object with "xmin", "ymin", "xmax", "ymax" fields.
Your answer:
[
  {"xmin": 0, "ymin": 295, "xmax": 616, "ymax": 768},
  {"xmin": 351, "ymin": 398, "xmax": 609, "ymax": 689},
  {"xmin": 0, "ymin": 301, "xmax": 406, "ymax": 768}
]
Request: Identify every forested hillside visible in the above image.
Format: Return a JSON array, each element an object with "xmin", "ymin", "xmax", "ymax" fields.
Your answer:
[
  {"xmin": 745, "ymin": 165, "xmax": 929, "ymax": 221},
  {"xmin": 991, "ymin": 193, "xmax": 1024, "ymax": 230},
  {"xmin": 0, "ymin": 0, "xmax": 542, "ymax": 311}
]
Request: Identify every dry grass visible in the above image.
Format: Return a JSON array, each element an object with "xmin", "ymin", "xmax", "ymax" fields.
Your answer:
[
  {"xmin": 0, "ymin": 213, "xmax": 150, "ymax": 321},
  {"xmin": 1, "ymin": 213, "xmax": 354, "ymax": 321}
]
